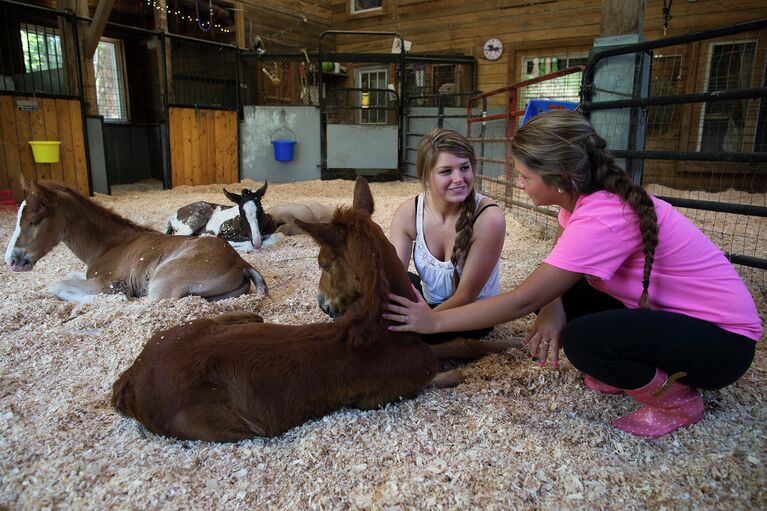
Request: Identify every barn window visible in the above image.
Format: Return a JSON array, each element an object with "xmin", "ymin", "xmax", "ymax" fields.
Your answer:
[
  {"xmin": 357, "ymin": 67, "xmax": 388, "ymax": 124},
  {"xmin": 93, "ymin": 38, "xmax": 129, "ymax": 122},
  {"xmin": 19, "ymin": 24, "xmax": 129, "ymax": 122},
  {"xmin": 698, "ymin": 41, "xmax": 756, "ymax": 152},
  {"xmin": 518, "ymin": 53, "xmax": 587, "ymax": 121},
  {"xmin": 351, "ymin": 0, "xmax": 382, "ymax": 14}
]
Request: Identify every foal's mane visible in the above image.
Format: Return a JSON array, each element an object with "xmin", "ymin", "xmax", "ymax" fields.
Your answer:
[
  {"xmin": 38, "ymin": 181, "xmax": 155, "ymax": 233},
  {"xmin": 334, "ymin": 205, "xmax": 412, "ymax": 332}
]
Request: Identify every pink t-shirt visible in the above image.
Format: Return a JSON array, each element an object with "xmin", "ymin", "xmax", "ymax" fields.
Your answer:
[{"xmin": 544, "ymin": 191, "xmax": 762, "ymax": 341}]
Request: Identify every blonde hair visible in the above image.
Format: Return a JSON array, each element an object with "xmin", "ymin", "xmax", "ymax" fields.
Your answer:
[
  {"xmin": 416, "ymin": 128, "xmax": 478, "ymax": 285},
  {"xmin": 511, "ymin": 110, "xmax": 658, "ymax": 308}
]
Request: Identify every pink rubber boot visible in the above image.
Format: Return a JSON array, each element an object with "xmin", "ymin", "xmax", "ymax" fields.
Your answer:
[
  {"xmin": 583, "ymin": 374, "xmax": 623, "ymax": 395},
  {"xmin": 613, "ymin": 368, "xmax": 704, "ymax": 438}
]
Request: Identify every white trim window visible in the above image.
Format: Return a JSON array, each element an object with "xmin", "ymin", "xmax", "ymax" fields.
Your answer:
[
  {"xmin": 19, "ymin": 24, "xmax": 130, "ymax": 122},
  {"xmin": 357, "ymin": 66, "xmax": 388, "ymax": 124},
  {"xmin": 698, "ymin": 40, "xmax": 756, "ymax": 152},
  {"xmin": 93, "ymin": 38, "xmax": 129, "ymax": 122},
  {"xmin": 351, "ymin": 0, "xmax": 382, "ymax": 14},
  {"xmin": 518, "ymin": 53, "xmax": 587, "ymax": 119}
]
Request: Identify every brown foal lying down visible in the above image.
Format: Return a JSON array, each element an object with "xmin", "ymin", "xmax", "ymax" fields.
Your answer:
[
  {"xmin": 111, "ymin": 177, "xmax": 512, "ymax": 441},
  {"xmin": 4, "ymin": 179, "xmax": 267, "ymax": 302}
]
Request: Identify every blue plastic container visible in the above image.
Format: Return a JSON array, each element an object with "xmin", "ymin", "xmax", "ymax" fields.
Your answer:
[
  {"xmin": 271, "ymin": 140, "xmax": 297, "ymax": 162},
  {"xmin": 521, "ymin": 99, "xmax": 578, "ymax": 125}
]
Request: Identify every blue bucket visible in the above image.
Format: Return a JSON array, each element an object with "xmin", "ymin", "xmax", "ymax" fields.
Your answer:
[{"xmin": 271, "ymin": 140, "xmax": 297, "ymax": 162}]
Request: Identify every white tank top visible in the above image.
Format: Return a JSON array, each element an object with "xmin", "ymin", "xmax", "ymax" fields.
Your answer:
[{"xmin": 413, "ymin": 192, "xmax": 501, "ymax": 305}]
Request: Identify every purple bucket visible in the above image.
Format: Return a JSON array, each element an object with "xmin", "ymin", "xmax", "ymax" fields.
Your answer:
[{"xmin": 271, "ymin": 140, "xmax": 297, "ymax": 162}]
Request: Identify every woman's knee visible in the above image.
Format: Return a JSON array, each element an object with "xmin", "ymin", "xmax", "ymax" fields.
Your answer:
[{"xmin": 561, "ymin": 317, "xmax": 604, "ymax": 369}]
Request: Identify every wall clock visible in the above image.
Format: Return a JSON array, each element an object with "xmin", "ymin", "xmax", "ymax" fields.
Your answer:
[{"xmin": 482, "ymin": 38, "xmax": 504, "ymax": 61}]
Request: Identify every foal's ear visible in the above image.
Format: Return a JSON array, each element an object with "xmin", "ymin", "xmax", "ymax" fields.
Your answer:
[
  {"xmin": 352, "ymin": 176, "xmax": 374, "ymax": 215},
  {"xmin": 21, "ymin": 174, "xmax": 39, "ymax": 194},
  {"xmin": 295, "ymin": 219, "xmax": 343, "ymax": 250},
  {"xmin": 255, "ymin": 180, "xmax": 268, "ymax": 200},
  {"xmin": 223, "ymin": 188, "xmax": 241, "ymax": 204}
]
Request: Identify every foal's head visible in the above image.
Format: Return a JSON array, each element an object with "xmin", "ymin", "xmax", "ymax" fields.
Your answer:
[
  {"xmin": 5, "ymin": 180, "xmax": 65, "ymax": 271},
  {"xmin": 297, "ymin": 177, "xmax": 406, "ymax": 319},
  {"xmin": 223, "ymin": 181, "xmax": 268, "ymax": 248}
]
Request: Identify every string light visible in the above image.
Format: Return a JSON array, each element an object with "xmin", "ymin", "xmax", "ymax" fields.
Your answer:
[{"xmin": 143, "ymin": 0, "xmax": 232, "ymax": 33}]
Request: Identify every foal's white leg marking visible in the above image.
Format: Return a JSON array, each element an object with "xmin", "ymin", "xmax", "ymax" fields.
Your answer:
[
  {"xmin": 65, "ymin": 271, "xmax": 87, "ymax": 280},
  {"xmin": 205, "ymin": 206, "xmax": 238, "ymax": 235},
  {"xmin": 228, "ymin": 240, "xmax": 255, "ymax": 252},
  {"xmin": 4, "ymin": 200, "xmax": 26, "ymax": 265},
  {"xmin": 52, "ymin": 277, "xmax": 104, "ymax": 303},
  {"xmin": 261, "ymin": 232, "xmax": 285, "ymax": 247},
  {"xmin": 168, "ymin": 212, "xmax": 193, "ymax": 236},
  {"xmin": 242, "ymin": 201, "xmax": 262, "ymax": 249}
]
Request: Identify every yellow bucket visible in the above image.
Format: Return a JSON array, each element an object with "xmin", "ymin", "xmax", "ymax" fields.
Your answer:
[{"xmin": 29, "ymin": 141, "xmax": 61, "ymax": 163}]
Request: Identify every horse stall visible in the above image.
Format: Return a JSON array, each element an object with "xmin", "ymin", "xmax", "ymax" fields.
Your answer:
[
  {"xmin": 239, "ymin": 41, "xmax": 477, "ymax": 182},
  {"xmin": 166, "ymin": 34, "xmax": 239, "ymax": 188},
  {"xmin": 0, "ymin": 1, "xmax": 91, "ymax": 201}
]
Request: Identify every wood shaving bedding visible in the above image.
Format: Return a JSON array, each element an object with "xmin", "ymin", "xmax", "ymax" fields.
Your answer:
[{"xmin": 0, "ymin": 179, "xmax": 764, "ymax": 510}]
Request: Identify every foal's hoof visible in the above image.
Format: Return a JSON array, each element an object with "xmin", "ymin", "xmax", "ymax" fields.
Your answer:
[{"xmin": 428, "ymin": 369, "xmax": 465, "ymax": 389}]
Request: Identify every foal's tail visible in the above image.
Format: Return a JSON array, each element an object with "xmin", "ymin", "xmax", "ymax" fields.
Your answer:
[
  {"xmin": 111, "ymin": 368, "xmax": 137, "ymax": 418},
  {"xmin": 245, "ymin": 267, "xmax": 269, "ymax": 296}
]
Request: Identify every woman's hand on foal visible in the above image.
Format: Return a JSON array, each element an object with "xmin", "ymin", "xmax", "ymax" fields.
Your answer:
[{"xmin": 384, "ymin": 284, "xmax": 437, "ymax": 334}]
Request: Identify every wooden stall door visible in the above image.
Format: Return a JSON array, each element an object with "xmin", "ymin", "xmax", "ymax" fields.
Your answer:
[
  {"xmin": 0, "ymin": 95, "xmax": 89, "ymax": 201},
  {"xmin": 168, "ymin": 106, "xmax": 238, "ymax": 186}
]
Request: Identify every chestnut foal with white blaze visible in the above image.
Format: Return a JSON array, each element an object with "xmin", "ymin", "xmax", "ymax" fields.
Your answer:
[
  {"xmin": 112, "ymin": 177, "xmax": 512, "ymax": 441},
  {"xmin": 4, "ymin": 180, "xmax": 267, "ymax": 302}
]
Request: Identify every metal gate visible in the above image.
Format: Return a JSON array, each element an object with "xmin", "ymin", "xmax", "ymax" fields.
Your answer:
[{"xmin": 581, "ymin": 18, "xmax": 767, "ymax": 284}]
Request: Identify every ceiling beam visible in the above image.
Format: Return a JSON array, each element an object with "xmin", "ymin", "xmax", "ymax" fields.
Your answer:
[{"xmin": 84, "ymin": 0, "xmax": 115, "ymax": 59}]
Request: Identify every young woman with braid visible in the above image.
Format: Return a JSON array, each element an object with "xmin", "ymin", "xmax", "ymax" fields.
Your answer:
[
  {"xmin": 389, "ymin": 128, "xmax": 506, "ymax": 344},
  {"xmin": 385, "ymin": 110, "xmax": 761, "ymax": 438}
]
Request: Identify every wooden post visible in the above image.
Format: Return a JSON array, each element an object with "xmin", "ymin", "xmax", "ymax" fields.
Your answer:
[
  {"xmin": 153, "ymin": 0, "xmax": 173, "ymax": 103},
  {"xmin": 83, "ymin": 0, "xmax": 115, "ymax": 59},
  {"xmin": 57, "ymin": 0, "xmax": 80, "ymax": 96},
  {"xmin": 235, "ymin": 2, "xmax": 246, "ymax": 49},
  {"xmin": 58, "ymin": 0, "xmax": 98, "ymax": 115},
  {"xmin": 601, "ymin": 0, "xmax": 645, "ymax": 37}
]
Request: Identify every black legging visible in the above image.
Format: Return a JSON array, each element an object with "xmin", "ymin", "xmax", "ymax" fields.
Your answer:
[
  {"xmin": 408, "ymin": 272, "xmax": 494, "ymax": 345},
  {"xmin": 560, "ymin": 279, "xmax": 756, "ymax": 390}
]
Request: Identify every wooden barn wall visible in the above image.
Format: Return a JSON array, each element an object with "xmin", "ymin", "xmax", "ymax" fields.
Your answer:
[
  {"xmin": 236, "ymin": 0, "xmax": 331, "ymax": 51},
  {"xmin": 327, "ymin": 0, "xmax": 767, "ymax": 107},
  {"xmin": 0, "ymin": 95, "xmax": 88, "ymax": 201},
  {"xmin": 168, "ymin": 106, "xmax": 238, "ymax": 186}
]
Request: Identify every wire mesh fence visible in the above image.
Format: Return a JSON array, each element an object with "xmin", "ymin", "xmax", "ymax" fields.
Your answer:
[
  {"xmin": 467, "ymin": 67, "xmax": 585, "ymax": 239},
  {"xmin": 582, "ymin": 20, "xmax": 767, "ymax": 287},
  {"xmin": 168, "ymin": 35, "xmax": 237, "ymax": 109},
  {"xmin": 0, "ymin": 2, "xmax": 79, "ymax": 97}
]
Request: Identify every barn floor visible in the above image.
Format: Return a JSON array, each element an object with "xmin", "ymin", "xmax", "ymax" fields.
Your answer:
[{"xmin": 1, "ymin": 179, "xmax": 765, "ymax": 510}]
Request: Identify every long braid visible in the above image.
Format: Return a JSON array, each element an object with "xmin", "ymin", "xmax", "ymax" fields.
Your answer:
[
  {"xmin": 451, "ymin": 191, "xmax": 477, "ymax": 286},
  {"xmin": 511, "ymin": 110, "xmax": 659, "ymax": 308},
  {"xmin": 585, "ymin": 134, "xmax": 658, "ymax": 308}
]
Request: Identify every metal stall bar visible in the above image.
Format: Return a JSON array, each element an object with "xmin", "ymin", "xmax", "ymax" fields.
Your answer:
[
  {"xmin": 466, "ymin": 67, "xmax": 584, "ymax": 210},
  {"xmin": 403, "ymin": 91, "xmax": 482, "ymax": 172},
  {"xmin": 581, "ymin": 17, "xmax": 767, "ymax": 274},
  {"xmin": 318, "ymin": 30, "xmax": 405, "ymax": 178}
]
